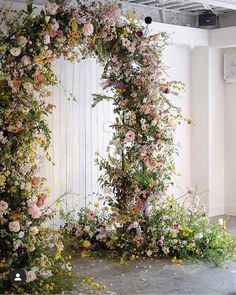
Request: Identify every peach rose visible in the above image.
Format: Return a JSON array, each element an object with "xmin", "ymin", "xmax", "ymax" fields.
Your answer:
[
  {"xmin": 32, "ymin": 70, "xmax": 43, "ymax": 85},
  {"xmin": 36, "ymin": 193, "xmax": 47, "ymax": 207},
  {"xmin": 75, "ymin": 227, "xmax": 82, "ymax": 237},
  {"xmin": 28, "ymin": 204, "xmax": 42, "ymax": 219},
  {"xmin": 32, "ymin": 177, "xmax": 41, "ymax": 187},
  {"xmin": 29, "ymin": 226, "xmax": 39, "ymax": 236}
]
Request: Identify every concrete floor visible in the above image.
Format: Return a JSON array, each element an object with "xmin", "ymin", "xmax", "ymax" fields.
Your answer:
[{"xmin": 71, "ymin": 216, "xmax": 236, "ymax": 295}]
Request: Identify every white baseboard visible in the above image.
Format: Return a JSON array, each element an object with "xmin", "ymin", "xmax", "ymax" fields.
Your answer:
[
  {"xmin": 209, "ymin": 207, "xmax": 225, "ymax": 217},
  {"xmin": 225, "ymin": 207, "xmax": 236, "ymax": 216}
]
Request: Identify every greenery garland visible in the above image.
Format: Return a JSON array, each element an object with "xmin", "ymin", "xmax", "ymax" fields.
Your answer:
[{"xmin": 0, "ymin": 0, "xmax": 235, "ymax": 293}]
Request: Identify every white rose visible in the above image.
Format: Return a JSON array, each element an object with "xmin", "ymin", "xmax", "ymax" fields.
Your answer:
[
  {"xmin": 9, "ymin": 221, "xmax": 21, "ymax": 232},
  {"xmin": 10, "ymin": 47, "xmax": 21, "ymax": 57},
  {"xmin": 13, "ymin": 239, "xmax": 22, "ymax": 250},
  {"xmin": 18, "ymin": 231, "xmax": 25, "ymax": 239},
  {"xmin": 26, "ymin": 270, "xmax": 37, "ymax": 282}
]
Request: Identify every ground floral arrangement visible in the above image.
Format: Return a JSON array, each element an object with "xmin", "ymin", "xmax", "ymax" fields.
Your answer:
[
  {"xmin": 61, "ymin": 190, "xmax": 235, "ymax": 267},
  {"xmin": 0, "ymin": 0, "xmax": 235, "ymax": 294}
]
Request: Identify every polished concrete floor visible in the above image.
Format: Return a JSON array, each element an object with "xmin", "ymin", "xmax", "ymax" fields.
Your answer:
[{"xmin": 72, "ymin": 216, "xmax": 236, "ymax": 295}]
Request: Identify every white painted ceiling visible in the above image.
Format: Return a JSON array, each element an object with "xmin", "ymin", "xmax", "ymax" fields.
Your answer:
[{"xmin": 125, "ymin": 0, "xmax": 236, "ymax": 15}]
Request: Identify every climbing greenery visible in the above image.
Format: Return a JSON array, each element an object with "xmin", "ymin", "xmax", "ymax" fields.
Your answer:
[{"xmin": 0, "ymin": 0, "xmax": 235, "ymax": 293}]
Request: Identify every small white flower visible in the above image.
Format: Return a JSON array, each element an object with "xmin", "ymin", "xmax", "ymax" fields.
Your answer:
[
  {"xmin": 84, "ymin": 225, "xmax": 90, "ymax": 233},
  {"xmin": 162, "ymin": 247, "xmax": 170, "ymax": 254},
  {"xmin": 18, "ymin": 231, "xmax": 25, "ymax": 239},
  {"xmin": 10, "ymin": 47, "xmax": 21, "ymax": 57},
  {"xmin": 0, "ymin": 131, "xmax": 4, "ymax": 142},
  {"xmin": 218, "ymin": 218, "xmax": 224, "ymax": 226},
  {"xmin": 146, "ymin": 250, "xmax": 153, "ymax": 257},
  {"xmin": 13, "ymin": 239, "xmax": 22, "ymax": 250},
  {"xmin": 195, "ymin": 232, "xmax": 203, "ymax": 239}
]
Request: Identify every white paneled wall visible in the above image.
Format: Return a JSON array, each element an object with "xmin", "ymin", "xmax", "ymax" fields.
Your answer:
[{"xmin": 40, "ymin": 58, "xmax": 114, "ymax": 223}]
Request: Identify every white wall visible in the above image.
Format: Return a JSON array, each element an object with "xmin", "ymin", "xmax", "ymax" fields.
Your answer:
[
  {"xmin": 41, "ymin": 58, "xmax": 114, "ymax": 219},
  {"xmin": 191, "ymin": 47, "xmax": 225, "ymax": 216},
  {"xmin": 224, "ymin": 48, "xmax": 236, "ymax": 215},
  {"xmin": 191, "ymin": 47, "xmax": 210, "ymax": 208},
  {"xmin": 209, "ymin": 48, "xmax": 225, "ymax": 216},
  {"xmin": 163, "ymin": 45, "xmax": 192, "ymax": 197}
]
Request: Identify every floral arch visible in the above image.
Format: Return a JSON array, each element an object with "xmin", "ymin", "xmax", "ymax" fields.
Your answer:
[{"xmin": 0, "ymin": 0, "xmax": 235, "ymax": 293}]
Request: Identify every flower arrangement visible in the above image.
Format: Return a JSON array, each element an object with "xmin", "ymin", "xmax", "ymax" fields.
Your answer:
[
  {"xmin": 61, "ymin": 191, "xmax": 236, "ymax": 267},
  {"xmin": 60, "ymin": 206, "xmax": 109, "ymax": 251},
  {"xmin": 0, "ymin": 0, "xmax": 234, "ymax": 293}
]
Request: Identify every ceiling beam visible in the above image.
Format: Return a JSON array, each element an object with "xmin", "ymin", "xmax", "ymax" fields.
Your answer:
[
  {"xmin": 191, "ymin": 0, "xmax": 236, "ymax": 10},
  {"xmin": 129, "ymin": 0, "xmax": 236, "ymax": 10}
]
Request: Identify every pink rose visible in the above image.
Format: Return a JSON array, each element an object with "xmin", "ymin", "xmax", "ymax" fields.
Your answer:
[
  {"xmin": 127, "ymin": 42, "xmax": 136, "ymax": 53},
  {"xmin": 140, "ymin": 104, "xmax": 153, "ymax": 115},
  {"xmin": 72, "ymin": 12, "xmax": 80, "ymax": 22},
  {"xmin": 83, "ymin": 23, "xmax": 94, "ymax": 36},
  {"xmin": 104, "ymin": 4, "xmax": 120, "ymax": 22},
  {"xmin": 32, "ymin": 70, "xmax": 43, "ymax": 85},
  {"xmin": 75, "ymin": 227, "xmax": 82, "ymax": 237},
  {"xmin": 29, "ymin": 226, "xmax": 39, "ymax": 236},
  {"xmin": 125, "ymin": 131, "xmax": 135, "ymax": 142},
  {"xmin": 36, "ymin": 193, "xmax": 47, "ymax": 207},
  {"xmin": 45, "ymin": 0, "xmax": 59, "ymax": 15},
  {"xmin": 43, "ymin": 34, "xmax": 50, "ymax": 45},
  {"xmin": 0, "ymin": 200, "xmax": 8, "ymax": 211},
  {"xmin": 32, "ymin": 177, "xmax": 41, "ymax": 187},
  {"xmin": 28, "ymin": 203, "xmax": 42, "ymax": 219},
  {"xmin": 99, "ymin": 227, "xmax": 106, "ymax": 236},
  {"xmin": 9, "ymin": 221, "xmax": 21, "ymax": 232},
  {"xmin": 26, "ymin": 270, "xmax": 37, "ymax": 282},
  {"xmin": 21, "ymin": 55, "xmax": 30, "ymax": 66},
  {"xmin": 87, "ymin": 209, "xmax": 96, "ymax": 221}
]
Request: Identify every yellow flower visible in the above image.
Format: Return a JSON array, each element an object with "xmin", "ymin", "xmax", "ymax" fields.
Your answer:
[
  {"xmin": 83, "ymin": 240, "xmax": 91, "ymax": 248},
  {"xmin": 4, "ymin": 170, "xmax": 10, "ymax": 177},
  {"xmin": 181, "ymin": 227, "xmax": 192, "ymax": 237},
  {"xmin": 94, "ymin": 202, "xmax": 99, "ymax": 209},
  {"xmin": 0, "ymin": 174, "xmax": 6, "ymax": 186},
  {"xmin": 68, "ymin": 29, "xmax": 79, "ymax": 45},
  {"xmin": 10, "ymin": 186, "xmax": 17, "ymax": 193},
  {"xmin": 171, "ymin": 256, "xmax": 183, "ymax": 265},
  {"xmin": 45, "ymin": 187, "xmax": 51, "ymax": 194},
  {"xmin": 81, "ymin": 250, "xmax": 91, "ymax": 258}
]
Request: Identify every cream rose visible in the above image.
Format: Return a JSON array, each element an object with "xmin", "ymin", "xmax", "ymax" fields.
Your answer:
[
  {"xmin": 29, "ymin": 226, "xmax": 39, "ymax": 236},
  {"xmin": 9, "ymin": 221, "xmax": 21, "ymax": 233},
  {"xmin": 0, "ymin": 200, "xmax": 8, "ymax": 211}
]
